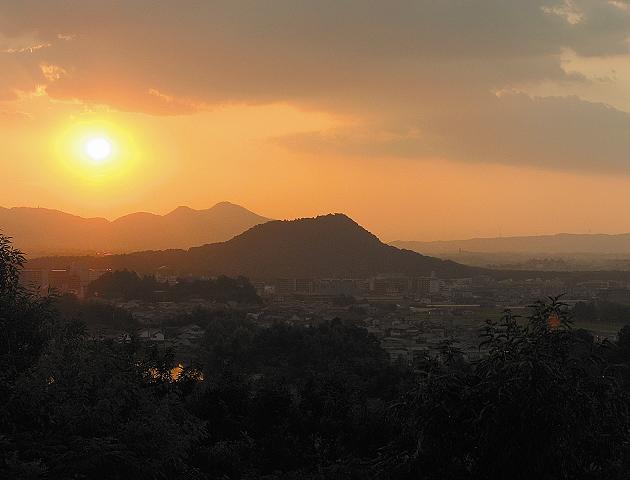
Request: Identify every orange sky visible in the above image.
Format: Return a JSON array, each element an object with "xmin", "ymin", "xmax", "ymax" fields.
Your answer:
[{"xmin": 2, "ymin": 1, "xmax": 630, "ymax": 241}]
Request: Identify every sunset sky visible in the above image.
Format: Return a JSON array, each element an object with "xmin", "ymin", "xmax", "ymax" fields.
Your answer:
[{"xmin": 2, "ymin": 1, "xmax": 630, "ymax": 241}]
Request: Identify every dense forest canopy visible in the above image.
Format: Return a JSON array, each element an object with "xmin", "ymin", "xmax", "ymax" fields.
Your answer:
[
  {"xmin": 86, "ymin": 270, "xmax": 260, "ymax": 304},
  {"xmin": 2, "ymin": 233, "xmax": 630, "ymax": 479}
]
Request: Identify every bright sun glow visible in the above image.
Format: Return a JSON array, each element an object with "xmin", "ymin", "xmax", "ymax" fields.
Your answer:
[
  {"xmin": 84, "ymin": 137, "xmax": 113, "ymax": 163},
  {"xmin": 53, "ymin": 118, "xmax": 146, "ymax": 188}
]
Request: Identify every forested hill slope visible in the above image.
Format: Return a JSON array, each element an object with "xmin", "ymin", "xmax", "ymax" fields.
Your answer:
[{"xmin": 26, "ymin": 214, "xmax": 481, "ymax": 279}]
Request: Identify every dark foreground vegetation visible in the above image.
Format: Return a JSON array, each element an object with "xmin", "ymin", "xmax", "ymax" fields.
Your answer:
[
  {"xmin": 573, "ymin": 299, "xmax": 630, "ymax": 325},
  {"xmin": 87, "ymin": 269, "xmax": 260, "ymax": 304},
  {"xmin": 2, "ymin": 234, "xmax": 630, "ymax": 479}
]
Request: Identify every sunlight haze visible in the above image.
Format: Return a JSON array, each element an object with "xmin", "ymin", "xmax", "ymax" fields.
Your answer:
[{"xmin": 2, "ymin": 1, "xmax": 630, "ymax": 240}]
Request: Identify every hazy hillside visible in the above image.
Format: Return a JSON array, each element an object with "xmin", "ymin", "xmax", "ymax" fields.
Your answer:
[
  {"xmin": 0, "ymin": 202, "xmax": 270, "ymax": 256},
  {"xmin": 393, "ymin": 233, "xmax": 630, "ymax": 256},
  {"xmin": 27, "ymin": 214, "xmax": 481, "ymax": 279}
]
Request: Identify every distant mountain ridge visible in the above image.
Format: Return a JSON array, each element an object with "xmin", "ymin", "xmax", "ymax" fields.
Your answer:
[
  {"xmin": 392, "ymin": 233, "xmax": 630, "ymax": 255},
  {"xmin": 0, "ymin": 202, "xmax": 270, "ymax": 256},
  {"xmin": 26, "ymin": 214, "xmax": 481, "ymax": 279}
]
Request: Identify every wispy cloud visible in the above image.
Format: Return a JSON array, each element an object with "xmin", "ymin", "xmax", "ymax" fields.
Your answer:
[
  {"xmin": 2, "ymin": 42, "xmax": 51, "ymax": 54},
  {"xmin": 542, "ymin": 1, "xmax": 585, "ymax": 25},
  {"xmin": 40, "ymin": 63, "xmax": 67, "ymax": 82}
]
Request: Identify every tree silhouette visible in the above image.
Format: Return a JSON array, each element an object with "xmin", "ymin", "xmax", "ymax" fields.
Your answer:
[
  {"xmin": 386, "ymin": 297, "xmax": 630, "ymax": 480},
  {"xmin": 2, "ymin": 231, "xmax": 630, "ymax": 479},
  {"xmin": 0, "ymin": 233, "xmax": 206, "ymax": 479}
]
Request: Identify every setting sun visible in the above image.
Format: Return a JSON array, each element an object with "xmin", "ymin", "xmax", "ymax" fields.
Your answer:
[
  {"xmin": 50, "ymin": 117, "xmax": 150, "ymax": 194},
  {"xmin": 84, "ymin": 137, "xmax": 113, "ymax": 164}
]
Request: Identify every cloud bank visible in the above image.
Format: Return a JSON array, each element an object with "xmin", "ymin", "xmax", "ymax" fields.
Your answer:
[{"xmin": 1, "ymin": 0, "xmax": 630, "ymax": 171}]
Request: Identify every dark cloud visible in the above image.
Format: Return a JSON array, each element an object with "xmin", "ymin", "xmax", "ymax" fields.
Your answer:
[
  {"xmin": 2, "ymin": 0, "xmax": 629, "ymax": 102},
  {"xmin": 278, "ymin": 93, "xmax": 630, "ymax": 174}
]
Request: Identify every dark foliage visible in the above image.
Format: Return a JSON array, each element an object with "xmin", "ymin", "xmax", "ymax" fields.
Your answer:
[
  {"xmin": 86, "ymin": 270, "xmax": 260, "ymax": 303},
  {"xmin": 190, "ymin": 317, "xmax": 413, "ymax": 478},
  {"xmin": 573, "ymin": 299, "xmax": 630, "ymax": 324},
  {"xmin": 4, "ymin": 232, "xmax": 630, "ymax": 479},
  {"xmin": 54, "ymin": 293, "xmax": 139, "ymax": 332},
  {"xmin": 0, "ymin": 235, "xmax": 206, "ymax": 479},
  {"xmin": 385, "ymin": 298, "xmax": 630, "ymax": 480}
]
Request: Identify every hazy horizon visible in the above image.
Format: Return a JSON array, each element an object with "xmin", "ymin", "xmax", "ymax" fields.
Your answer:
[{"xmin": 8, "ymin": 200, "xmax": 630, "ymax": 243}]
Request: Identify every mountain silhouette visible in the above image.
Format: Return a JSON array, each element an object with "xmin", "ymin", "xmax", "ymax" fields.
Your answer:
[
  {"xmin": 0, "ymin": 202, "xmax": 270, "ymax": 256},
  {"xmin": 393, "ymin": 233, "xmax": 630, "ymax": 255},
  {"xmin": 27, "ymin": 214, "xmax": 481, "ymax": 279}
]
